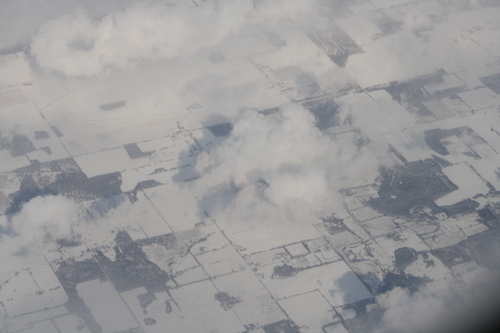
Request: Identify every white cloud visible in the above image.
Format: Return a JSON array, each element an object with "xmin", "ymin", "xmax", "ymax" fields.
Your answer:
[
  {"xmin": 195, "ymin": 103, "xmax": 390, "ymax": 228},
  {"xmin": 373, "ymin": 283, "xmax": 500, "ymax": 333},
  {"xmin": 12, "ymin": 195, "xmax": 81, "ymax": 242},
  {"xmin": 0, "ymin": 195, "xmax": 82, "ymax": 257},
  {"xmin": 345, "ymin": 11, "xmax": 483, "ymax": 87},
  {"xmin": 374, "ymin": 287, "xmax": 450, "ymax": 333},
  {"xmin": 29, "ymin": 0, "xmax": 313, "ymax": 77},
  {"xmin": 197, "ymin": 104, "xmax": 338, "ymax": 188},
  {"xmin": 0, "ymin": 194, "xmax": 137, "ymax": 255},
  {"xmin": 264, "ymin": 168, "xmax": 332, "ymax": 212},
  {"xmin": 0, "ymin": 0, "xmax": 124, "ymax": 51},
  {"xmin": 0, "ymin": 124, "xmax": 17, "ymax": 143}
]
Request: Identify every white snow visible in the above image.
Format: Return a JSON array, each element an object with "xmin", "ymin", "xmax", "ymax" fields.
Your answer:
[
  {"xmin": 435, "ymin": 163, "xmax": 489, "ymax": 206},
  {"xmin": 279, "ymin": 290, "xmax": 340, "ymax": 333},
  {"xmin": 261, "ymin": 261, "xmax": 372, "ymax": 306},
  {"xmin": 169, "ymin": 279, "xmax": 246, "ymax": 333},
  {"xmin": 76, "ymin": 279, "xmax": 140, "ymax": 333}
]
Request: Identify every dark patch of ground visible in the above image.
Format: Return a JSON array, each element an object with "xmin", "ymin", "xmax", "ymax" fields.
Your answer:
[
  {"xmin": 94, "ymin": 231, "xmax": 170, "ymax": 293},
  {"xmin": 0, "ymin": 134, "xmax": 36, "ymax": 157},
  {"xmin": 215, "ymin": 291, "xmax": 241, "ymax": 310},
  {"xmin": 137, "ymin": 292, "xmax": 157, "ymax": 308},
  {"xmin": 208, "ymin": 51, "xmax": 226, "ymax": 64},
  {"xmin": 207, "ymin": 123, "xmax": 233, "ymax": 137},
  {"xmin": 266, "ymin": 31, "xmax": 287, "ymax": 47},
  {"xmin": 342, "ymin": 298, "xmax": 382, "ymax": 333},
  {"xmin": 394, "ymin": 247, "xmax": 416, "ymax": 271},
  {"xmin": 34, "ymin": 130, "xmax": 49, "ymax": 139},
  {"xmin": 432, "ymin": 154, "xmax": 453, "ymax": 168},
  {"xmin": 478, "ymin": 207, "xmax": 500, "ymax": 230},
  {"xmin": 54, "ymin": 258, "xmax": 107, "ymax": 333},
  {"xmin": 480, "ymin": 73, "xmax": 500, "ymax": 94},
  {"xmin": 378, "ymin": 272, "xmax": 431, "ymax": 294},
  {"xmin": 165, "ymin": 300, "xmax": 173, "ymax": 313},
  {"xmin": 6, "ymin": 158, "xmax": 122, "ymax": 212},
  {"xmin": 143, "ymin": 318, "xmax": 156, "ymax": 326},
  {"xmin": 303, "ymin": 21, "xmax": 363, "ymax": 68},
  {"xmin": 99, "ymin": 101, "xmax": 126, "ymax": 111},
  {"xmin": 383, "ymin": 74, "xmax": 441, "ymax": 117},
  {"xmin": 50, "ymin": 125, "xmax": 64, "ymax": 137},
  {"xmin": 368, "ymin": 160, "xmax": 453, "ymax": 218},
  {"xmin": 302, "ymin": 97, "xmax": 340, "ymax": 129},
  {"xmin": 432, "ymin": 230, "xmax": 500, "ymax": 270},
  {"xmin": 123, "ymin": 143, "xmax": 152, "ymax": 159},
  {"xmin": 321, "ymin": 215, "xmax": 347, "ymax": 234},
  {"xmin": 262, "ymin": 319, "xmax": 301, "ymax": 333},
  {"xmin": 136, "ymin": 232, "xmax": 206, "ymax": 258},
  {"xmin": 56, "ymin": 239, "xmax": 82, "ymax": 248},
  {"xmin": 272, "ymin": 264, "xmax": 301, "ymax": 279},
  {"xmin": 441, "ymin": 199, "xmax": 480, "ymax": 217},
  {"xmin": 423, "ymin": 127, "xmax": 484, "ymax": 156}
]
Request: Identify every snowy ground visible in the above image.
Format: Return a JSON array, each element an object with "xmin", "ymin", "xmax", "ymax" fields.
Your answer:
[{"xmin": 1, "ymin": 1, "xmax": 500, "ymax": 332}]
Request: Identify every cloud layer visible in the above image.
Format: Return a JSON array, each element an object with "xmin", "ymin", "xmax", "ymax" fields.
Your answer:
[{"xmin": 30, "ymin": 0, "xmax": 312, "ymax": 77}]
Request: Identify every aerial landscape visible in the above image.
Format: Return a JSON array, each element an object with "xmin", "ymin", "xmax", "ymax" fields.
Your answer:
[{"xmin": 0, "ymin": 0, "xmax": 500, "ymax": 332}]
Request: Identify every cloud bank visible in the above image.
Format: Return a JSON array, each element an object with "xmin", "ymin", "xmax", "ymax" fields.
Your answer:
[{"xmin": 30, "ymin": 0, "xmax": 313, "ymax": 77}]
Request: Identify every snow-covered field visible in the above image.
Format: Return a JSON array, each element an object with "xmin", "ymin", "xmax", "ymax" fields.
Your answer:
[{"xmin": 1, "ymin": 1, "xmax": 500, "ymax": 332}]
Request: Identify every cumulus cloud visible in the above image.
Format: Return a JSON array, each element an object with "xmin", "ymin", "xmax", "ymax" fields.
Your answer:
[
  {"xmin": 374, "ymin": 287, "xmax": 449, "ymax": 333},
  {"xmin": 0, "ymin": 195, "xmax": 82, "ymax": 256},
  {"xmin": 345, "ymin": 10, "xmax": 484, "ymax": 87},
  {"xmin": 194, "ymin": 103, "xmax": 389, "ymax": 227},
  {"xmin": 0, "ymin": 194, "xmax": 138, "ymax": 255},
  {"xmin": 0, "ymin": 0, "xmax": 124, "ymax": 52},
  {"xmin": 197, "ymin": 104, "xmax": 337, "ymax": 188},
  {"xmin": 29, "ymin": 0, "xmax": 313, "ymax": 77},
  {"xmin": 373, "ymin": 284, "xmax": 500, "ymax": 333}
]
